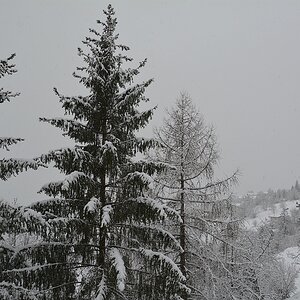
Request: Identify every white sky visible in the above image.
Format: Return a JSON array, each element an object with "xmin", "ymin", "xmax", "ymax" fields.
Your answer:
[{"xmin": 1, "ymin": 0, "xmax": 300, "ymax": 205}]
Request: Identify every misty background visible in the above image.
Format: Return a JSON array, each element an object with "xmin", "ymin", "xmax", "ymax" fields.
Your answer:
[{"xmin": 1, "ymin": 0, "xmax": 300, "ymax": 205}]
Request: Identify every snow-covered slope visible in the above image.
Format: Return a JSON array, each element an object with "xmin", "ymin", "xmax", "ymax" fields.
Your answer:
[
  {"xmin": 242, "ymin": 199, "xmax": 300, "ymax": 299},
  {"xmin": 244, "ymin": 200, "xmax": 299, "ymax": 230}
]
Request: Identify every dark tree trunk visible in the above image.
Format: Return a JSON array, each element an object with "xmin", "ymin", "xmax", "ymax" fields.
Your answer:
[{"xmin": 98, "ymin": 100, "xmax": 107, "ymax": 267}]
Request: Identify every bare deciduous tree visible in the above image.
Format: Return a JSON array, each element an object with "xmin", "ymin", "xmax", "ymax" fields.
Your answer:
[{"xmin": 152, "ymin": 92, "xmax": 238, "ymax": 299}]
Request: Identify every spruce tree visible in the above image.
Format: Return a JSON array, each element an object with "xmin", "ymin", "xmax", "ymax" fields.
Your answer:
[
  {"xmin": 3, "ymin": 6, "xmax": 187, "ymax": 299},
  {"xmin": 0, "ymin": 54, "xmax": 46, "ymax": 299},
  {"xmin": 0, "ymin": 54, "xmax": 40, "ymax": 179}
]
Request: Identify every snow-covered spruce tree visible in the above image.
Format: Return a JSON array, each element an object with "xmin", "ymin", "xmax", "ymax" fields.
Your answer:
[
  {"xmin": 152, "ymin": 93, "xmax": 239, "ymax": 299},
  {"xmin": 0, "ymin": 200, "xmax": 49, "ymax": 300},
  {"xmin": 5, "ymin": 6, "xmax": 187, "ymax": 299},
  {"xmin": 0, "ymin": 54, "xmax": 47, "ymax": 299},
  {"xmin": 0, "ymin": 54, "xmax": 40, "ymax": 180}
]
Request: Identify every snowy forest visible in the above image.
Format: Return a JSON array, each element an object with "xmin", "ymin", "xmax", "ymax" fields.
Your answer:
[{"xmin": 1, "ymin": 4, "xmax": 300, "ymax": 300}]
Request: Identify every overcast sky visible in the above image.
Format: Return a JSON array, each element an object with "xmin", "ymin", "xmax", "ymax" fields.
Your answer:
[{"xmin": 1, "ymin": 0, "xmax": 300, "ymax": 205}]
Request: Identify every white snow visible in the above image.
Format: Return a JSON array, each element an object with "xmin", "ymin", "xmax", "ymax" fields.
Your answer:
[
  {"xmin": 134, "ymin": 197, "xmax": 182, "ymax": 222},
  {"xmin": 127, "ymin": 171, "xmax": 153, "ymax": 188},
  {"xmin": 102, "ymin": 141, "xmax": 117, "ymax": 153},
  {"xmin": 19, "ymin": 207, "xmax": 46, "ymax": 225},
  {"xmin": 244, "ymin": 200, "xmax": 299, "ymax": 230},
  {"xmin": 135, "ymin": 197, "xmax": 168, "ymax": 218},
  {"xmin": 100, "ymin": 141, "xmax": 118, "ymax": 164},
  {"xmin": 84, "ymin": 197, "xmax": 98, "ymax": 213},
  {"xmin": 39, "ymin": 147, "xmax": 91, "ymax": 162},
  {"xmin": 108, "ymin": 248, "xmax": 126, "ymax": 291},
  {"xmin": 277, "ymin": 247, "xmax": 300, "ymax": 299},
  {"xmin": 41, "ymin": 171, "xmax": 89, "ymax": 191},
  {"xmin": 61, "ymin": 171, "xmax": 86, "ymax": 190},
  {"xmin": 139, "ymin": 247, "xmax": 186, "ymax": 281},
  {"xmin": 101, "ymin": 204, "xmax": 112, "ymax": 227}
]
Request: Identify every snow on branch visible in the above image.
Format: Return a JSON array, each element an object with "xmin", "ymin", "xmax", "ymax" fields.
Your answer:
[
  {"xmin": 117, "ymin": 223, "xmax": 183, "ymax": 252},
  {"xmin": 4, "ymin": 263, "xmax": 62, "ymax": 274},
  {"xmin": 53, "ymin": 87, "xmax": 93, "ymax": 119},
  {"xmin": 0, "ymin": 203, "xmax": 48, "ymax": 235},
  {"xmin": 41, "ymin": 171, "xmax": 88, "ymax": 190},
  {"xmin": 122, "ymin": 197, "xmax": 182, "ymax": 223},
  {"xmin": 101, "ymin": 204, "xmax": 113, "ymax": 227},
  {"xmin": 137, "ymin": 197, "xmax": 178, "ymax": 218},
  {"xmin": 144, "ymin": 225, "xmax": 183, "ymax": 252},
  {"xmin": 99, "ymin": 141, "xmax": 118, "ymax": 167},
  {"xmin": 39, "ymin": 147, "xmax": 92, "ymax": 174},
  {"xmin": 125, "ymin": 171, "xmax": 153, "ymax": 189},
  {"xmin": 128, "ymin": 159, "xmax": 176, "ymax": 176},
  {"xmin": 39, "ymin": 117, "xmax": 95, "ymax": 143},
  {"xmin": 39, "ymin": 171, "xmax": 96, "ymax": 197},
  {"xmin": 108, "ymin": 248, "xmax": 126, "ymax": 291},
  {"xmin": 84, "ymin": 197, "xmax": 98, "ymax": 214},
  {"xmin": 0, "ymin": 158, "xmax": 41, "ymax": 181},
  {"xmin": 19, "ymin": 207, "xmax": 47, "ymax": 226},
  {"xmin": 84, "ymin": 199, "xmax": 113, "ymax": 227},
  {"xmin": 29, "ymin": 198, "xmax": 85, "ymax": 218},
  {"xmin": 121, "ymin": 108, "xmax": 156, "ymax": 131},
  {"xmin": 115, "ymin": 80, "xmax": 153, "ymax": 111},
  {"xmin": 101, "ymin": 141, "xmax": 117, "ymax": 154},
  {"xmin": 9, "ymin": 241, "xmax": 70, "ymax": 258},
  {"xmin": 139, "ymin": 247, "xmax": 186, "ymax": 282}
]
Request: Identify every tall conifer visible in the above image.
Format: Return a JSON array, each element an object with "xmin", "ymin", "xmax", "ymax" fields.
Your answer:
[
  {"xmin": 3, "ymin": 6, "xmax": 187, "ymax": 299},
  {"xmin": 0, "ymin": 54, "xmax": 45, "ymax": 299}
]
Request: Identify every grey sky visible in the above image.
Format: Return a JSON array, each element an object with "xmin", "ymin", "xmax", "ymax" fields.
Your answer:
[{"xmin": 1, "ymin": 0, "xmax": 300, "ymax": 205}]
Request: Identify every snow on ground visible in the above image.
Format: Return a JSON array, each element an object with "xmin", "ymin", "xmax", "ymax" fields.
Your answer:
[
  {"xmin": 278, "ymin": 247, "xmax": 300, "ymax": 299},
  {"xmin": 242, "ymin": 200, "xmax": 300, "ymax": 299},
  {"xmin": 244, "ymin": 200, "xmax": 299, "ymax": 230}
]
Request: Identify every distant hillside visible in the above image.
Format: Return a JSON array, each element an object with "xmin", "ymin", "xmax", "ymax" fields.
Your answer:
[{"xmin": 244, "ymin": 199, "xmax": 300, "ymax": 230}]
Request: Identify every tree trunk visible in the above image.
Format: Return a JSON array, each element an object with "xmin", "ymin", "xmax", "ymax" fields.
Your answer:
[
  {"xmin": 180, "ymin": 112, "xmax": 187, "ymax": 298},
  {"xmin": 180, "ymin": 172, "xmax": 186, "ymax": 278},
  {"xmin": 98, "ymin": 103, "xmax": 107, "ymax": 267}
]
